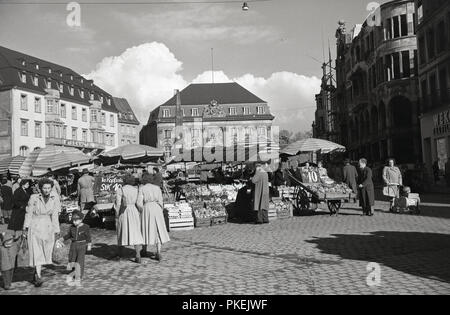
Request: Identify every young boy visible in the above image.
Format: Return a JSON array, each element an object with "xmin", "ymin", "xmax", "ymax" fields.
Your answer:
[{"xmin": 59, "ymin": 211, "xmax": 92, "ymax": 287}]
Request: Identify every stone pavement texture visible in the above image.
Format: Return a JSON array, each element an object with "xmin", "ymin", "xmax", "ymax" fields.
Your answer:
[{"xmin": 1, "ymin": 200, "xmax": 449, "ymax": 295}]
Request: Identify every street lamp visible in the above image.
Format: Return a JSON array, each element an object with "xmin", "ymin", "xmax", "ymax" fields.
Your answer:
[{"xmin": 242, "ymin": 2, "xmax": 249, "ymax": 11}]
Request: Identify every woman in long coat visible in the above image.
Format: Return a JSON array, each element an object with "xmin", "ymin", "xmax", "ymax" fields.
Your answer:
[
  {"xmin": 8, "ymin": 179, "xmax": 31, "ymax": 233},
  {"xmin": 358, "ymin": 159, "xmax": 375, "ymax": 216},
  {"xmin": 114, "ymin": 175, "xmax": 143, "ymax": 263},
  {"xmin": 252, "ymin": 164, "xmax": 270, "ymax": 224},
  {"xmin": 23, "ymin": 178, "xmax": 61, "ymax": 287},
  {"xmin": 382, "ymin": 158, "xmax": 403, "ymax": 208},
  {"xmin": 136, "ymin": 174, "xmax": 170, "ymax": 261}
]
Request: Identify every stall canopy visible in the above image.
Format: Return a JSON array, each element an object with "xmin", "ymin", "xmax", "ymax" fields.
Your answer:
[
  {"xmin": 0, "ymin": 156, "xmax": 26, "ymax": 176},
  {"xmin": 19, "ymin": 146, "xmax": 91, "ymax": 177},
  {"xmin": 101, "ymin": 144, "xmax": 164, "ymax": 160},
  {"xmin": 280, "ymin": 138, "xmax": 346, "ymax": 156}
]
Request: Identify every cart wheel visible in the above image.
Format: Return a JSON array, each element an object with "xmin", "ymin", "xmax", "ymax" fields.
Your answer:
[
  {"xmin": 327, "ymin": 201, "xmax": 341, "ymax": 215},
  {"xmin": 295, "ymin": 189, "xmax": 310, "ymax": 212}
]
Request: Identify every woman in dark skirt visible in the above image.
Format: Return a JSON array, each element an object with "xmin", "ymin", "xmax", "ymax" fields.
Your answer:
[{"xmin": 8, "ymin": 179, "xmax": 31, "ymax": 233}]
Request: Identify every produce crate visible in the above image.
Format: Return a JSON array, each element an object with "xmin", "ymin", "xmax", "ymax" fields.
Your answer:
[
  {"xmin": 211, "ymin": 215, "xmax": 227, "ymax": 226},
  {"xmin": 268, "ymin": 207, "xmax": 277, "ymax": 221},
  {"xmin": 277, "ymin": 208, "xmax": 291, "ymax": 219},
  {"xmin": 194, "ymin": 216, "xmax": 212, "ymax": 228},
  {"xmin": 169, "ymin": 217, "xmax": 194, "ymax": 231}
]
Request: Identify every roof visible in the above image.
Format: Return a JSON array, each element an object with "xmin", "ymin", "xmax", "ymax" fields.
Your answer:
[
  {"xmin": 0, "ymin": 45, "xmax": 118, "ymax": 113},
  {"xmin": 161, "ymin": 82, "xmax": 266, "ymax": 106},
  {"xmin": 113, "ymin": 97, "xmax": 140, "ymax": 125}
]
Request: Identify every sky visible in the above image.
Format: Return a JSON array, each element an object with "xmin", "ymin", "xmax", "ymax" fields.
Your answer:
[{"xmin": 0, "ymin": 0, "xmax": 391, "ymax": 132}]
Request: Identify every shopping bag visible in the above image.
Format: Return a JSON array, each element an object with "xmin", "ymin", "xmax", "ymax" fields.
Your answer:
[
  {"xmin": 52, "ymin": 240, "xmax": 68, "ymax": 265},
  {"xmin": 16, "ymin": 236, "xmax": 29, "ymax": 268}
]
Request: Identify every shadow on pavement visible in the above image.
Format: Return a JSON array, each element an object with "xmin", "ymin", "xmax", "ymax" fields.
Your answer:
[
  {"xmin": 306, "ymin": 231, "xmax": 450, "ymax": 283},
  {"xmin": 90, "ymin": 243, "xmax": 136, "ymax": 260}
]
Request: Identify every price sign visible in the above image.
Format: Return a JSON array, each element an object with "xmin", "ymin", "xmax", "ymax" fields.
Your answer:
[
  {"xmin": 93, "ymin": 174, "xmax": 124, "ymax": 194},
  {"xmin": 301, "ymin": 169, "xmax": 320, "ymax": 184}
]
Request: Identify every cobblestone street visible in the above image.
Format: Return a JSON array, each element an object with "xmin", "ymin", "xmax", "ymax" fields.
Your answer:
[{"xmin": 1, "ymin": 200, "xmax": 450, "ymax": 295}]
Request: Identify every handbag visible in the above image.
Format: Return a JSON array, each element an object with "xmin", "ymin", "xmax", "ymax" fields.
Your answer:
[
  {"xmin": 383, "ymin": 185, "xmax": 399, "ymax": 197},
  {"xmin": 16, "ymin": 235, "xmax": 29, "ymax": 268},
  {"xmin": 52, "ymin": 239, "xmax": 67, "ymax": 265}
]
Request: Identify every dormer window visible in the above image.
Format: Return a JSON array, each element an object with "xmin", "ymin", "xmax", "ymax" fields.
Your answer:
[
  {"xmin": 48, "ymin": 68, "xmax": 52, "ymax": 74},
  {"xmin": 107, "ymin": 98, "xmax": 111, "ymax": 106},
  {"xmin": 46, "ymin": 79, "xmax": 51, "ymax": 89},
  {"xmin": 33, "ymin": 76, "xmax": 38, "ymax": 86},
  {"xmin": 69, "ymin": 86, "xmax": 74, "ymax": 96},
  {"xmin": 21, "ymin": 60, "xmax": 26, "ymax": 66},
  {"xmin": 162, "ymin": 109, "xmax": 170, "ymax": 118},
  {"xmin": 243, "ymin": 107, "xmax": 250, "ymax": 115},
  {"xmin": 257, "ymin": 106, "xmax": 265, "ymax": 114},
  {"xmin": 80, "ymin": 90, "xmax": 85, "ymax": 98},
  {"xmin": 100, "ymin": 96, "xmax": 104, "ymax": 103},
  {"xmin": 229, "ymin": 107, "xmax": 237, "ymax": 115},
  {"xmin": 70, "ymin": 75, "xmax": 73, "ymax": 81},
  {"xmin": 60, "ymin": 73, "xmax": 63, "ymax": 78},
  {"xmin": 35, "ymin": 64, "xmax": 39, "ymax": 70},
  {"xmin": 191, "ymin": 108, "xmax": 199, "ymax": 116},
  {"xmin": 20, "ymin": 72, "xmax": 26, "ymax": 83},
  {"xmin": 59, "ymin": 83, "xmax": 64, "ymax": 93},
  {"xmin": 90, "ymin": 93, "xmax": 94, "ymax": 101},
  {"xmin": 80, "ymin": 78, "xmax": 84, "ymax": 84}
]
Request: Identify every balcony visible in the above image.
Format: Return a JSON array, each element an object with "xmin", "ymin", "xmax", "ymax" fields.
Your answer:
[{"xmin": 420, "ymin": 89, "xmax": 450, "ymax": 113}]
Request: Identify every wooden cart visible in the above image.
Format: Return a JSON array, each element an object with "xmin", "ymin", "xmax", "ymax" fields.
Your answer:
[{"xmin": 287, "ymin": 173, "xmax": 356, "ymax": 215}]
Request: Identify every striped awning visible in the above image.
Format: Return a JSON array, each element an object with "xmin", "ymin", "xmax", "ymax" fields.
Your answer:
[
  {"xmin": 280, "ymin": 138, "xmax": 346, "ymax": 156},
  {"xmin": 101, "ymin": 144, "xmax": 164, "ymax": 160},
  {"xmin": 0, "ymin": 156, "xmax": 26, "ymax": 176},
  {"xmin": 20, "ymin": 145, "xmax": 91, "ymax": 177}
]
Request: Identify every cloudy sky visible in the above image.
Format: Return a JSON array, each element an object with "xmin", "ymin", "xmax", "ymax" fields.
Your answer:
[{"xmin": 0, "ymin": 0, "xmax": 389, "ymax": 132}]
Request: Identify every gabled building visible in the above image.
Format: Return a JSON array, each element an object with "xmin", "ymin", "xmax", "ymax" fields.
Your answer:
[
  {"xmin": 140, "ymin": 82, "xmax": 275, "ymax": 160},
  {"xmin": 113, "ymin": 97, "xmax": 140, "ymax": 145},
  {"xmin": 0, "ymin": 46, "xmax": 120, "ymax": 158}
]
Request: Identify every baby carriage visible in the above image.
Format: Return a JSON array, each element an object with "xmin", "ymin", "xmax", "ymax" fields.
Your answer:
[{"xmin": 390, "ymin": 186, "xmax": 420, "ymax": 214}]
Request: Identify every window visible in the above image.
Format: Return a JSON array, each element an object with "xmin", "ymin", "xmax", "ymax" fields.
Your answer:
[
  {"xmin": 419, "ymin": 37, "xmax": 426, "ymax": 65},
  {"xmin": 46, "ymin": 79, "xmax": 52, "ymax": 89},
  {"xmin": 417, "ymin": 1, "xmax": 423, "ymax": 24},
  {"xmin": 71, "ymin": 127, "xmax": 77, "ymax": 140},
  {"xmin": 20, "ymin": 72, "xmax": 26, "ymax": 83},
  {"xmin": 33, "ymin": 76, "xmax": 38, "ymax": 86},
  {"xmin": 72, "ymin": 106, "xmax": 77, "ymax": 120},
  {"xmin": 402, "ymin": 51, "xmax": 410, "ymax": 78},
  {"xmin": 82, "ymin": 108, "xmax": 87, "ymax": 122},
  {"xmin": 19, "ymin": 146, "xmax": 29, "ymax": 157},
  {"xmin": 257, "ymin": 106, "xmax": 265, "ymax": 114},
  {"xmin": 181, "ymin": 109, "xmax": 185, "ymax": 117},
  {"xmin": 100, "ymin": 96, "xmax": 104, "ymax": 103},
  {"xmin": 400, "ymin": 15, "xmax": 408, "ymax": 37},
  {"xmin": 132, "ymin": 126, "xmax": 136, "ymax": 135},
  {"xmin": 427, "ymin": 28, "xmax": 435, "ymax": 60},
  {"xmin": 164, "ymin": 130, "xmax": 171, "ymax": 139},
  {"xmin": 20, "ymin": 94, "xmax": 28, "ymax": 111},
  {"xmin": 163, "ymin": 109, "xmax": 170, "ymax": 118},
  {"xmin": 121, "ymin": 139, "xmax": 125, "ymax": 144},
  {"xmin": 35, "ymin": 121, "xmax": 42, "ymax": 138},
  {"xmin": 35, "ymin": 64, "xmax": 39, "ymax": 70},
  {"xmin": 90, "ymin": 93, "xmax": 94, "ymax": 101},
  {"xmin": 91, "ymin": 110, "xmax": 97, "ymax": 122},
  {"xmin": 191, "ymin": 108, "xmax": 199, "ymax": 116},
  {"xmin": 80, "ymin": 90, "xmax": 85, "ymax": 98},
  {"xmin": 82, "ymin": 129, "xmax": 87, "ymax": 142},
  {"xmin": 386, "ymin": 18, "xmax": 392, "ymax": 40},
  {"xmin": 59, "ymin": 83, "xmax": 64, "ymax": 93},
  {"xmin": 69, "ymin": 86, "xmax": 74, "ymax": 96},
  {"xmin": 110, "ymin": 134, "xmax": 115, "ymax": 146},
  {"xmin": 437, "ymin": 20, "xmax": 446, "ymax": 53},
  {"xmin": 34, "ymin": 97, "xmax": 41, "ymax": 113},
  {"xmin": 243, "ymin": 107, "xmax": 250, "ymax": 115},
  {"xmin": 439, "ymin": 68, "xmax": 448, "ymax": 102},
  {"xmin": 20, "ymin": 119, "xmax": 28, "ymax": 136},
  {"xmin": 110, "ymin": 114, "xmax": 114, "ymax": 127},
  {"xmin": 59, "ymin": 103, "xmax": 65, "ymax": 118},
  {"xmin": 127, "ymin": 126, "xmax": 131, "ymax": 135},
  {"xmin": 229, "ymin": 107, "xmax": 237, "ymax": 115},
  {"xmin": 101, "ymin": 112, "xmax": 106, "ymax": 125},
  {"xmin": 107, "ymin": 98, "xmax": 111, "ymax": 106},
  {"xmin": 414, "ymin": 50, "xmax": 418, "ymax": 76},
  {"xmin": 258, "ymin": 127, "xmax": 266, "ymax": 136},
  {"xmin": 393, "ymin": 16, "xmax": 400, "ymax": 38},
  {"xmin": 62, "ymin": 126, "xmax": 67, "ymax": 139},
  {"xmin": 105, "ymin": 134, "xmax": 110, "ymax": 146}
]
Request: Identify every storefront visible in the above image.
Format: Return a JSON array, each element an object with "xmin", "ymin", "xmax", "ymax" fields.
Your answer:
[{"xmin": 420, "ymin": 107, "xmax": 450, "ymax": 175}]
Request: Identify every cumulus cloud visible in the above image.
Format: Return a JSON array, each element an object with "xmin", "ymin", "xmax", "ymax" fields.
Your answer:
[{"xmin": 86, "ymin": 42, "xmax": 320, "ymax": 132}]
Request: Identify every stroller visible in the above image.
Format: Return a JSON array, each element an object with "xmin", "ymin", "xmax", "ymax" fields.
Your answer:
[{"xmin": 390, "ymin": 186, "xmax": 420, "ymax": 214}]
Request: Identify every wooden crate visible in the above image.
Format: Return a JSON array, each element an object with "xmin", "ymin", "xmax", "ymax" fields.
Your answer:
[
  {"xmin": 268, "ymin": 208, "xmax": 277, "ymax": 221},
  {"xmin": 169, "ymin": 217, "xmax": 194, "ymax": 231},
  {"xmin": 277, "ymin": 208, "xmax": 291, "ymax": 219},
  {"xmin": 211, "ymin": 215, "xmax": 227, "ymax": 226},
  {"xmin": 194, "ymin": 216, "xmax": 211, "ymax": 228}
]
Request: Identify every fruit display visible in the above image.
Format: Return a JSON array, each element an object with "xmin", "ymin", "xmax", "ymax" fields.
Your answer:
[
  {"xmin": 182, "ymin": 183, "xmax": 243, "ymax": 203},
  {"xmin": 303, "ymin": 182, "xmax": 353, "ymax": 197},
  {"xmin": 165, "ymin": 202, "xmax": 194, "ymax": 219},
  {"xmin": 193, "ymin": 202, "xmax": 227, "ymax": 219}
]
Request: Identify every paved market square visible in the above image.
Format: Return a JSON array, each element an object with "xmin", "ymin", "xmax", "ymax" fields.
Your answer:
[{"xmin": 1, "ymin": 198, "xmax": 450, "ymax": 295}]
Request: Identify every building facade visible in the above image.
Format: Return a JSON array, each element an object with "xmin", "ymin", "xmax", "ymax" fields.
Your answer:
[
  {"xmin": 140, "ymin": 83, "xmax": 275, "ymax": 160},
  {"xmin": 415, "ymin": 0, "xmax": 450, "ymax": 175},
  {"xmin": 113, "ymin": 97, "xmax": 140, "ymax": 145},
  {"xmin": 0, "ymin": 46, "xmax": 119, "ymax": 159},
  {"xmin": 333, "ymin": 0, "xmax": 420, "ymax": 164}
]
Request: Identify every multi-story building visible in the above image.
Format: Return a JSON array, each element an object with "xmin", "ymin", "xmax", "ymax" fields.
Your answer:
[
  {"xmin": 140, "ymin": 82, "xmax": 275, "ymax": 160},
  {"xmin": 0, "ymin": 46, "xmax": 119, "ymax": 158},
  {"xmin": 334, "ymin": 0, "xmax": 420, "ymax": 164},
  {"xmin": 415, "ymin": 0, "xmax": 450, "ymax": 175},
  {"xmin": 113, "ymin": 97, "xmax": 140, "ymax": 145}
]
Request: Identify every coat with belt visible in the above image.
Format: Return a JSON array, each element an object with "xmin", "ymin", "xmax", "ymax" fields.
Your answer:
[
  {"xmin": 8, "ymin": 187, "xmax": 30, "ymax": 231},
  {"xmin": 358, "ymin": 167, "xmax": 375, "ymax": 207},
  {"xmin": 251, "ymin": 170, "xmax": 270, "ymax": 211},
  {"xmin": 343, "ymin": 164, "xmax": 358, "ymax": 194},
  {"xmin": 77, "ymin": 174, "xmax": 95, "ymax": 203}
]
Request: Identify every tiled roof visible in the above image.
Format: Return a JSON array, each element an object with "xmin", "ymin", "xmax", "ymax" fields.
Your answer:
[
  {"xmin": 161, "ymin": 82, "xmax": 266, "ymax": 106},
  {"xmin": 113, "ymin": 97, "xmax": 140, "ymax": 125},
  {"xmin": 0, "ymin": 45, "xmax": 118, "ymax": 113}
]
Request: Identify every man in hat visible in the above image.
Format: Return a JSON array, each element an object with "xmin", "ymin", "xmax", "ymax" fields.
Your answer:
[
  {"xmin": 77, "ymin": 169, "xmax": 95, "ymax": 212},
  {"xmin": 0, "ymin": 232, "xmax": 20, "ymax": 290},
  {"xmin": 343, "ymin": 158, "xmax": 358, "ymax": 200},
  {"xmin": 251, "ymin": 163, "xmax": 270, "ymax": 224}
]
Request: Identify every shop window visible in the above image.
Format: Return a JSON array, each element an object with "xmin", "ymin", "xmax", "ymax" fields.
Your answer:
[{"xmin": 19, "ymin": 146, "xmax": 29, "ymax": 157}]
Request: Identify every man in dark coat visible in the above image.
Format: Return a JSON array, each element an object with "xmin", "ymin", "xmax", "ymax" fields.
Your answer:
[
  {"xmin": 251, "ymin": 163, "xmax": 270, "ymax": 224},
  {"xmin": 358, "ymin": 158, "xmax": 375, "ymax": 216},
  {"xmin": 343, "ymin": 159, "xmax": 358, "ymax": 195}
]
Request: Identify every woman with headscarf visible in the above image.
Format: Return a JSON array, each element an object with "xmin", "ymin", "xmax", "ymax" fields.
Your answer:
[
  {"xmin": 8, "ymin": 179, "xmax": 31, "ymax": 234},
  {"xmin": 383, "ymin": 158, "xmax": 403, "ymax": 209},
  {"xmin": 114, "ymin": 175, "xmax": 144, "ymax": 263},
  {"xmin": 22, "ymin": 178, "xmax": 61, "ymax": 287},
  {"xmin": 136, "ymin": 173, "xmax": 170, "ymax": 261}
]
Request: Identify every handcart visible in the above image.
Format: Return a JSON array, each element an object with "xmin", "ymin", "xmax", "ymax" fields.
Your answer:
[{"xmin": 286, "ymin": 173, "xmax": 356, "ymax": 215}]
